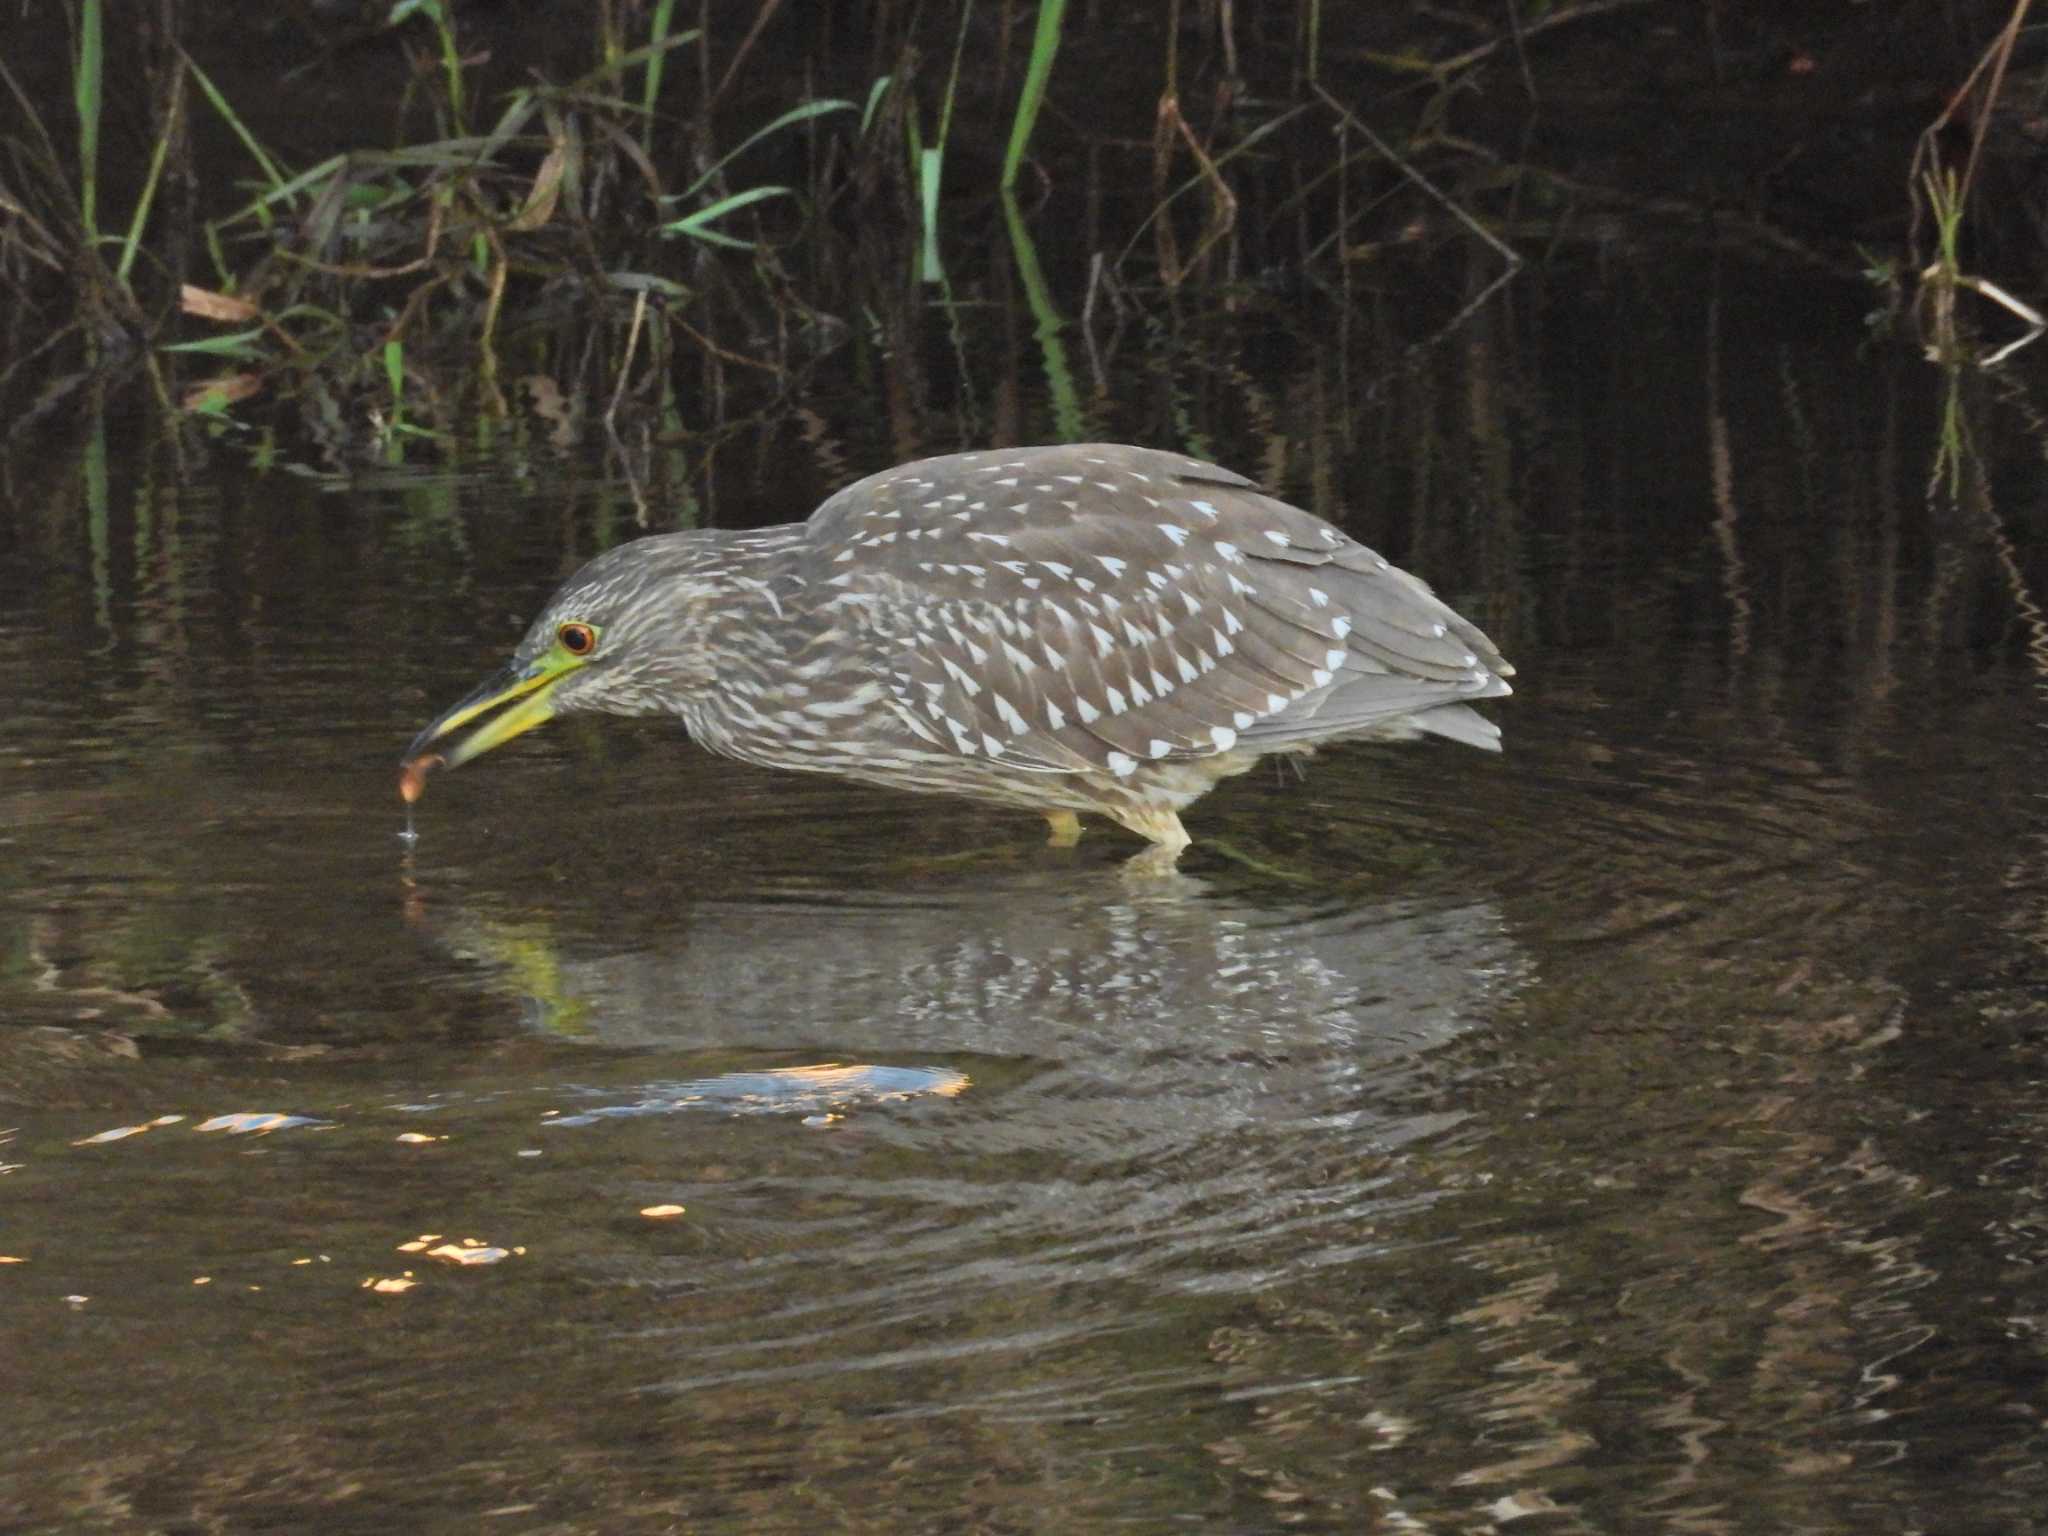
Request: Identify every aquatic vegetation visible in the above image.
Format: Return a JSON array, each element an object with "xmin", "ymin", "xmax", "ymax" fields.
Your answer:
[
  {"xmin": 0, "ymin": 1, "xmax": 1517, "ymax": 444},
  {"xmin": 0, "ymin": 1, "xmax": 2040, "ymax": 460}
]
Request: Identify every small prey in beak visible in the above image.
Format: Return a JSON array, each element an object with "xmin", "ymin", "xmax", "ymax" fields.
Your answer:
[{"xmin": 400, "ymin": 637, "xmax": 592, "ymax": 816}]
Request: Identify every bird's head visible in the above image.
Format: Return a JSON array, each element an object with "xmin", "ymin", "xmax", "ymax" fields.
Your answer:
[{"xmin": 401, "ymin": 535, "xmax": 723, "ymax": 796}]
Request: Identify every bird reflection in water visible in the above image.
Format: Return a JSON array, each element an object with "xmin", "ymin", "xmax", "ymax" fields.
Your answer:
[{"xmin": 400, "ymin": 861, "xmax": 1523, "ymax": 1167}]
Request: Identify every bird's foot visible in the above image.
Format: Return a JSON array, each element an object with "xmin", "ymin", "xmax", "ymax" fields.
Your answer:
[
  {"xmin": 1120, "ymin": 841, "xmax": 1191, "ymax": 880},
  {"xmin": 1106, "ymin": 806, "xmax": 1192, "ymax": 879},
  {"xmin": 1109, "ymin": 806, "xmax": 1191, "ymax": 854}
]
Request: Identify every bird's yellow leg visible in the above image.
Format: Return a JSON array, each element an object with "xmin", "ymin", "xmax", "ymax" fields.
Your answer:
[{"xmin": 1043, "ymin": 809, "xmax": 1084, "ymax": 847}]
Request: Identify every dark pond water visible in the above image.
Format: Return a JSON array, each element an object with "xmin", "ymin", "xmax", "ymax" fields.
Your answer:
[{"xmin": 5, "ymin": 252, "xmax": 2048, "ymax": 1532}]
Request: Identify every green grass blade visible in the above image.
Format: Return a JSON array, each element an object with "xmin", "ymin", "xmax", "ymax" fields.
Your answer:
[
  {"xmin": 1002, "ymin": 189, "xmax": 1083, "ymax": 440},
  {"xmin": 917, "ymin": 0, "xmax": 972, "ymax": 283},
  {"xmin": 209, "ymin": 153, "xmax": 347, "ymax": 232},
  {"xmin": 388, "ymin": 0, "xmax": 463, "ymax": 128},
  {"xmin": 479, "ymin": 88, "xmax": 541, "ymax": 162},
  {"xmin": 919, "ymin": 146, "xmax": 943, "ymax": 283},
  {"xmin": 659, "ymin": 184, "xmax": 791, "ymax": 247},
  {"xmin": 565, "ymin": 31, "xmax": 702, "ymax": 95},
  {"xmin": 359, "ymin": 139, "xmax": 503, "ymax": 169},
  {"xmin": 1001, "ymin": 0, "xmax": 1067, "ymax": 190},
  {"xmin": 640, "ymin": 0, "xmax": 679, "ymax": 151},
  {"xmin": 383, "ymin": 337, "xmax": 408, "ymax": 453},
  {"xmin": 115, "ymin": 61, "xmax": 187, "ymax": 290},
  {"xmin": 859, "ymin": 74, "xmax": 894, "ymax": 138},
  {"xmin": 267, "ymin": 303, "xmax": 348, "ymax": 330},
  {"xmin": 114, "ymin": 104, "xmax": 174, "ymax": 288},
  {"xmin": 937, "ymin": 0, "xmax": 972, "ymax": 152},
  {"xmin": 181, "ymin": 49, "xmax": 291, "ymax": 194},
  {"xmin": 604, "ymin": 271, "xmax": 693, "ymax": 299},
  {"xmin": 203, "ymin": 219, "xmax": 231, "ymax": 285},
  {"xmin": 674, "ymin": 99, "xmax": 852, "ymax": 203},
  {"xmin": 74, "ymin": 0, "xmax": 103, "ymax": 239},
  {"xmin": 161, "ymin": 327, "xmax": 268, "ymax": 359}
]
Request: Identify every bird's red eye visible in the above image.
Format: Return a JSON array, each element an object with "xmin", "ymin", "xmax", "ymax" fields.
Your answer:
[{"xmin": 557, "ymin": 621, "xmax": 598, "ymax": 656}]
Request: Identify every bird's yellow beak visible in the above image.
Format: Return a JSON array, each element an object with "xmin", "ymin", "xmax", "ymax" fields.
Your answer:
[{"xmin": 404, "ymin": 653, "xmax": 583, "ymax": 777}]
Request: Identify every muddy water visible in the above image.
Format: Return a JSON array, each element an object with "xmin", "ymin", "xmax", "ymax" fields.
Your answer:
[{"xmin": 4, "ymin": 260, "xmax": 2048, "ymax": 1532}]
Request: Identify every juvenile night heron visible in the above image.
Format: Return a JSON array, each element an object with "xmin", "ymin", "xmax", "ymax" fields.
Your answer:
[{"xmin": 402, "ymin": 444, "xmax": 1513, "ymax": 859}]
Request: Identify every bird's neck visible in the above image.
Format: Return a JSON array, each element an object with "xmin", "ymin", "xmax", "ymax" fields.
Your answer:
[{"xmin": 672, "ymin": 524, "xmax": 843, "ymax": 765}]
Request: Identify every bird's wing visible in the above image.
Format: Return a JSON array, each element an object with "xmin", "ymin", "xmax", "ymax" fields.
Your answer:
[{"xmin": 803, "ymin": 444, "xmax": 1512, "ymax": 780}]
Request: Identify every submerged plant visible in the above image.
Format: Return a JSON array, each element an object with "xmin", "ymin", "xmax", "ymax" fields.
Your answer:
[{"xmin": 1913, "ymin": 164, "xmax": 2043, "ymax": 368}]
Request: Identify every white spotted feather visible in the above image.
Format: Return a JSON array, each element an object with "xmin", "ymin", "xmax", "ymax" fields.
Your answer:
[{"xmin": 797, "ymin": 444, "xmax": 1512, "ymax": 793}]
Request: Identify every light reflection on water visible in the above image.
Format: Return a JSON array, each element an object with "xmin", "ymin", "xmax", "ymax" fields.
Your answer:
[{"xmin": 543, "ymin": 1063, "xmax": 973, "ymax": 1124}]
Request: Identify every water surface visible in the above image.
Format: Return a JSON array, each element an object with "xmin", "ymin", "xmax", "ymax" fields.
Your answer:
[{"xmin": 5, "ymin": 258, "xmax": 2048, "ymax": 1532}]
